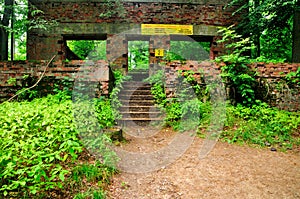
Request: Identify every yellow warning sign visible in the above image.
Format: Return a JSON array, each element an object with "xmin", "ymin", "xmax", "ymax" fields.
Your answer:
[
  {"xmin": 155, "ymin": 49, "xmax": 164, "ymax": 57},
  {"xmin": 141, "ymin": 24, "xmax": 193, "ymax": 35}
]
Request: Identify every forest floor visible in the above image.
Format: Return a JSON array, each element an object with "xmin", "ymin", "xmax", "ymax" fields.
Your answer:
[{"xmin": 107, "ymin": 127, "xmax": 300, "ymax": 199}]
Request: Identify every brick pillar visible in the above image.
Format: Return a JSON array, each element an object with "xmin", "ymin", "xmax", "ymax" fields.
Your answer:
[
  {"xmin": 210, "ymin": 36, "xmax": 224, "ymax": 60},
  {"xmin": 27, "ymin": 34, "xmax": 63, "ymax": 60},
  {"xmin": 149, "ymin": 35, "xmax": 170, "ymax": 76},
  {"xmin": 106, "ymin": 34, "xmax": 128, "ymax": 74}
]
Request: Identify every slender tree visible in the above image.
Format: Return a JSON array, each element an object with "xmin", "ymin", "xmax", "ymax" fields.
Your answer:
[
  {"xmin": 0, "ymin": 0, "xmax": 13, "ymax": 61},
  {"xmin": 228, "ymin": 0, "xmax": 296, "ymax": 61},
  {"xmin": 292, "ymin": 0, "xmax": 300, "ymax": 63}
]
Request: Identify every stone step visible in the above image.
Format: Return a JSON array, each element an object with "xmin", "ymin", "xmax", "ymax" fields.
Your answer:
[
  {"xmin": 128, "ymin": 71, "xmax": 149, "ymax": 75},
  {"xmin": 120, "ymin": 112, "xmax": 161, "ymax": 118},
  {"xmin": 121, "ymin": 86, "xmax": 151, "ymax": 91},
  {"xmin": 116, "ymin": 74, "xmax": 163, "ymax": 125},
  {"xmin": 128, "ymin": 71, "xmax": 149, "ymax": 81},
  {"xmin": 122, "ymin": 83, "xmax": 151, "ymax": 89},
  {"xmin": 120, "ymin": 99, "xmax": 155, "ymax": 106},
  {"xmin": 119, "ymin": 106, "xmax": 158, "ymax": 112},
  {"xmin": 119, "ymin": 90, "xmax": 152, "ymax": 95},
  {"xmin": 118, "ymin": 94, "xmax": 154, "ymax": 100},
  {"xmin": 119, "ymin": 117, "xmax": 162, "ymax": 121},
  {"xmin": 122, "ymin": 81, "xmax": 150, "ymax": 85}
]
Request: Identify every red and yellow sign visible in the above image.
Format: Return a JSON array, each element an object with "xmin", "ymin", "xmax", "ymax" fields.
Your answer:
[{"xmin": 141, "ymin": 24, "xmax": 193, "ymax": 35}]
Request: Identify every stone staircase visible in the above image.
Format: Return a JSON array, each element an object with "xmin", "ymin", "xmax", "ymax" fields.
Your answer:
[{"xmin": 117, "ymin": 69, "xmax": 162, "ymax": 126}]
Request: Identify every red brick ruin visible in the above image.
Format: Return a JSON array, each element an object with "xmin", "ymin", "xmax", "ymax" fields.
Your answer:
[{"xmin": 0, "ymin": 0, "xmax": 299, "ymax": 110}]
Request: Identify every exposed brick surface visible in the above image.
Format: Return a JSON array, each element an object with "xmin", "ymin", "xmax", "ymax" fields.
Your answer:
[
  {"xmin": 106, "ymin": 34, "xmax": 128, "ymax": 74},
  {"xmin": 165, "ymin": 61, "xmax": 300, "ymax": 111},
  {"xmin": 27, "ymin": 0, "xmax": 241, "ymax": 61},
  {"xmin": 0, "ymin": 60, "xmax": 299, "ymax": 110},
  {"xmin": 254, "ymin": 63, "xmax": 299, "ymax": 78},
  {"xmin": 31, "ymin": 1, "xmax": 238, "ymax": 25},
  {"xmin": 0, "ymin": 60, "xmax": 110, "ymax": 101}
]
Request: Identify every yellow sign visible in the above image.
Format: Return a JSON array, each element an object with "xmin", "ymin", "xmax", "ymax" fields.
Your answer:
[
  {"xmin": 155, "ymin": 49, "xmax": 164, "ymax": 57},
  {"xmin": 141, "ymin": 24, "xmax": 193, "ymax": 35}
]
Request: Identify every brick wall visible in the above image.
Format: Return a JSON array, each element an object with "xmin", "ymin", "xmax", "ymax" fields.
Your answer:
[
  {"xmin": 254, "ymin": 63, "xmax": 300, "ymax": 111},
  {"xmin": 0, "ymin": 60, "xmax": 111, "ymax": 101},
  {"xmin": 27, "ymin": 0, "xmax": 241, "ymax": 61},
  {"xmin": 0, "ymin": 60, "xmax": 299, "ymax": 110},
  {"xmin": 30, "ymin": 1, "xmax": 237, "ymax": 25},
  {"xmin": 165, "ymin": 61, "xmax": 300, "ymax": 111}
]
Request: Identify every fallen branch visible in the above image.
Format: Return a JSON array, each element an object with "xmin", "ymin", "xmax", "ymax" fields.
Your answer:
[{"xmin": 7, "ymin": 55, "xmax": 57, "ymax": 102}]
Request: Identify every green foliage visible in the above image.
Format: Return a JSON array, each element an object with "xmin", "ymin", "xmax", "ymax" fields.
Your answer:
[
  {"xmin": 74, "ymin": 189, "xmax": 105, "ymax": 199},
  {"xmin": 259, "ymin": 25, "xmax": 293, "ymax": 62},
  {"xmin": 9, "ymin": 76, "xmax": 73, "ymax": 102},
  {"xmin": 163, "ymin": 99, "xmax": 212, "ymax": 131},
  {"xmin": 94, "ymin": 98, "xmax": 116, "ymax": 129},
  {"xmin": 68, "ymin": 40, "xmax": 106, "ymax": 60},
  {"xmin": 178, "ymin": 70, "xmax": 209, "ymax": 101},
  {"xmin": 99, "ymin": 0, "xmax": 126, "ymax": 18},
  {"xmin": 164, "ymin": 100, "xmax": 182, "ymax": 130},
  {"xmin": 216, "ymin": 27, "xmax": 257, "ymax": 106},
  {"xmin": 72, "ymin": 98, "xmax": 119, "ymax": 168},
  {"xmin": 145, "ymin": 70, "xmax": 211, "ymax": 131},
  {"xmin": 286, "ymin": 67, "xmax": 300, "ymax": 86},
  {"xmin": 68, "ymin": 160, "xmax": 112, "ymax": 199},
  {"xmin": 72, "ymin": 161, "xmax": 115, "ymax": 184},
  {"xmin": 128, "ymin": 41, "xmax": 149, "ymax": 70},
  {"xmin": 0, "ymin": 94, "xmax": 117, "ymax": 198},
  {"xmin": 0, "ymin": 95, "xmax": 81, "ymax": 197},
  {"xmin": 110, "ymin": 70, "xmax": 132, "ymax": 120},
  {"xmin": 166, "ymin": 41, "xmax": 210, "ymax": 61},
  {"xmin": 144, "ymin": 70, "xmax": 167, "ymax": 106},
  {"xmin": 7, "ymin": 77, "xmax": 17, "ymax": 86},
  {"xmin": 222, "ymin": 102, "xmax": 300, "ymax": 151},
  {"xmin": 227, "ymin": 0, "xmax": 296, "ymax": 62},
  {"xmin": 1, "ymin": 0, "xmax": 57, "ymax": 60}
]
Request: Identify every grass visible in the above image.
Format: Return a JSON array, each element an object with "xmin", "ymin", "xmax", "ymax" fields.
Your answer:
[{"xmin": 219, "ymin": 103, "xmax": 300, "ymax": 151}]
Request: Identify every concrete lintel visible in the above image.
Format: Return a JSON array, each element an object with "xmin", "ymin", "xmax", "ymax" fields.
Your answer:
[{"xmin": 30, "ymin": 23, "xmax": 221, "ymax": 37}]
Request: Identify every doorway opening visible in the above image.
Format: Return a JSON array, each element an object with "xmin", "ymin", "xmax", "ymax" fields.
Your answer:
[
  {"xmin": 63, "ymin": 34, "xmax": 107, "ymax": 61},
  {"xmin": 128, "ymin": 41, "xmax": 149, "ymax": 71},
  {"xmin": 66, "ymin": 40, "xmax": 107, "ymax": 60},
  {"xmin": 168, "ymin": 41, "xmax": 211, "ymax": 61}
]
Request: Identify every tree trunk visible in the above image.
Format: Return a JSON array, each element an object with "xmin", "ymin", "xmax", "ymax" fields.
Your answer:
[
  {"xmin": 0, "ymin": 0, "xmax": 13, "ymax": 61},
  {"xmin": 0, "ymin": 28, "xmax": 8, "ymax": 60},
  {"xmin": 253, "ymin": 0, "xmax": 261, "ymax": 58},
  {"xmin": 292, "ymin": 0, "xmax": 300, "ymax": 63}
]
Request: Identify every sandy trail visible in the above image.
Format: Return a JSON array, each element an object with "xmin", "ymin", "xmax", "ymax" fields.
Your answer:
[{"xmin": 107, "ymin": 128, "xmax": 300, "ymax": 199}]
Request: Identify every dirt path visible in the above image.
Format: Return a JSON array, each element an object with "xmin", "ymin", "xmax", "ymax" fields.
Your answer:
[{"xmin": 107, "ymin": 128, "xmax": 300, "ymax": 199}]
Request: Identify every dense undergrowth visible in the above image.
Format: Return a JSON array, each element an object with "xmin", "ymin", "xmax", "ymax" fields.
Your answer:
[
  {"xmin": 1, "ymin": 26, "xmax": 299, "ymax": 199},
  {"xmin": 146, "ymin": 69, "xmax": 300, "ymax": 152},
  {"xmin": 0, "ymin": 93, "xmax": 117, "ymax": 199},
  {"xmin": 223, "ymin": 103, "xmax": 300, "ymax": 151}
]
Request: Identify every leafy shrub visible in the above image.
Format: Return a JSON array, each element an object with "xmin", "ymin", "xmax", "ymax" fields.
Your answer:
[
  {"xmin": 286, "ymin": 67, "xmax": 300, "ymax": 87},
  {"xmin": 164, "ymin": 100, "xmax": 182, "ymax": 130},
  {"xmin": 0, "ymin": 95, "xmax": 81, "ymax": 197},
  {"xmin": 145, "ymin": 70, "xmax": 211, "ymax": 130},
  {"xmin": 222, "ymin": 102, "xmax": 300, "ymax": 150},
  {"xmin": 128, "ymin": 41, "xmax": 149, "ymax": 70},
  {"xmin": 144, "ymin": 70, "xmax": 167, "ymax": 107},
  {"xmin": 94, "ymin": 97, "xmax": 116, "ymax": 129},
  {"xmin": 0, "ymin": 94, "xmax": 117, "ymax": 198},
  {"xmin": 110, "ymin": 70, "xmax": 132, "ymax": 120},
  {"xmin": 216, "ymin": 27, "xmax": 258, "ymax": 106},
  {"xmin": 177, "ymin": 70, "xmax": 209, "ymax": 101}
]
